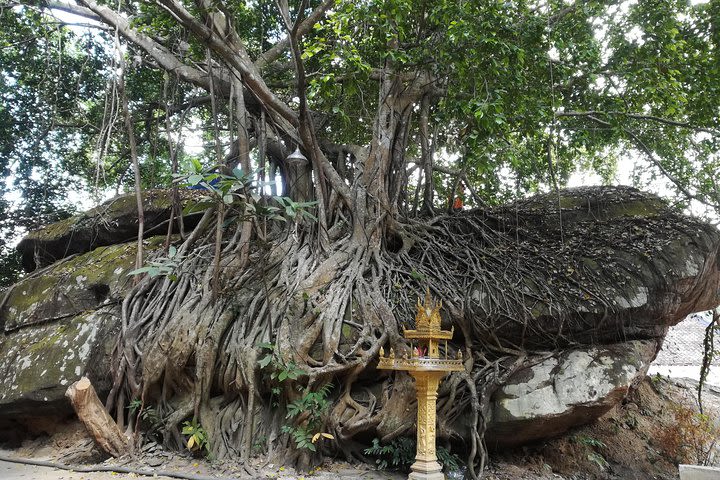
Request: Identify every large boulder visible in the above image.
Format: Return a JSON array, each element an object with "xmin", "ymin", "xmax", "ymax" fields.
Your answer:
[
  {"xmin": 465, "ymin": 186, "xmax": 720, "ymax": 349},
  {"xmin": 0, "ymin": 306, "xmax": 119, "ymax": 419},
  {"xmin": 485, "ymin": 340, "xmax": 657, "ymax": 447},
  {"xmin": 452, "ymin": 187, "xmax": 720, "ymax": 445},
  {"xmin": 16, "ymin": 190, "xmax": 203, "ymax": 271},
  {"xmin": 0, "ymin": 238, "xmax": 164, "ymax": 426}
]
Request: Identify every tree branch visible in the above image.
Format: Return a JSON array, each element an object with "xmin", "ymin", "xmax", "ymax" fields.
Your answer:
[
  {"xmin": 76, "ymin": 0, "xmax": 214, "ymax": 93},
  {"xmin": 255, "ymin": 0, "xmax": 335, "ymax": 70},
  {"xmin": 623, "ymin": 128, "xmax": 719, "ymax": 210},
  {"xmin": 45, "ymin": 0, "xmax": 101, "ymax": 21},
  {"xmin": 558, "ymin": 110, "xmax": 719, "ymax": 136},
  {"xmin": 558, "ymin": 109, "xmax": 719, "ymax": 209},
  {"xmin": 156, "ymin": 0, "xmax": 298, "ymax": 125}
]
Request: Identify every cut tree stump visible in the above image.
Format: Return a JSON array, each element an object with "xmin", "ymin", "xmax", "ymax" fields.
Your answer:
[{"xmin": 65, "ymin": 376, "xmax": 129, "ymax": 457}]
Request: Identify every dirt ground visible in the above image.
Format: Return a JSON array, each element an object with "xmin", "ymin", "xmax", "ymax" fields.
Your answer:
[
  {"xmin": 1, "ymin": 375, "xmax": 718, "ymax": 480},
  {"xmin": 0, "ymin": 425, "xmax": 405, "ymax": 480},
  {"xmin": 0, "ymin": 454, "xmax": 405, "ymax": 480},
  {"xmin": 484, "ymin": 376, "xmax": 720, "ymax": 480},
  {"xmin": 0, "ymin": 459, "xmax": 179, "ymax": 480}
]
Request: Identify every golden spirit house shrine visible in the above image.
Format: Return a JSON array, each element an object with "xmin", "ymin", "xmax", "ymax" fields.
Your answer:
[{"xmin": 378, "ymin": 290, "xmax": 464, "ymax": 480}]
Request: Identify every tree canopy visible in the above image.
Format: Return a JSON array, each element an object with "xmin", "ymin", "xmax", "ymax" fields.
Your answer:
[
  {"xmin": 1, "ymin": 0, "xmax": 719, "ymax": 476},
  {"xmin": 2, "ymin": 1, "xmax": 718, "ymax": 228}
]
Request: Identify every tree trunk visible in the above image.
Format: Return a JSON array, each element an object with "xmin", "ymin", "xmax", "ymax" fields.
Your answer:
[{"xmin": 65, "ymin": 377, "xmax": 129, "ymax": 458}]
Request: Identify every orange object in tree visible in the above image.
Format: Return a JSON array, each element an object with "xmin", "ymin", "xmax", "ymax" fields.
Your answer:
[{"xmin": 452, "ymin": 197, "xmax": 463, "ymax": 211}]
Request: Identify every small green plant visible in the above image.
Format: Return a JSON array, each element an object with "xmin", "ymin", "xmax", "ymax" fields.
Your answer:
[
  {"xmin": 257, "ymin": 342, "xmax": 303, "ymax": 409},
  {"xmin": 274, "ymin": 196, "xmax": 319, "ymax": 223},
  {"xmin": 410, "ymin": 270, "xmax": 426, "ymax": 282},
  {"xmin": 572, "ymin": 434, "xmax": 609, "ymax": 472},
  {"xmin": 574, "ymin": 434, "xmax": 607, "ymax": 449},
  {"xmin": 363, "ymin": 437, "xmax": 460, "ymax": 472},
  {"xmin": 128, "ymin": 399, "xmax": 163, "ymax": 436},
  {"xmin": 252, "ymin": 434, "xmax": 267, "ymax": 455},
  {"xmin": 285, "ymin": 385, "xmax": 331, "ymax": 418},
  {"xmin": 181, "ymin": 419, "xmax": 210, "ymax": 456},
  {"xmin": 437, "ymin": 446, "xmax": 462, "ymax": 472},
  {"xmin": 128, "ymin": 245, "xmax": 180, "ymax": 280},
  {"xmin": 256, "ymin": 343, "xmax": 333, "ymax": 452},
  {"xmin": 587, "ymin": 451, "xmax": 610, "ymax": 471},
  {"xmin": 650, "ymin": 372, "xmax": 664, "ymax": 388},
  {"xmin": 178, "ymin": 160, "xmax": 316, "ymax": 222},
  {"xmin": 281, "ymin": 383, "xmax": 333, "ymax": 452},
  {"xmin": 128, "ymin": 398, "xmax": 142, "ymax": 412},
  {"xmin": 257, "ymin": 342, "xmax": 305, "ymax": 382},
  {"xmin": 364, "ymin": 437, "xmax": 415, "ymax": 470}
]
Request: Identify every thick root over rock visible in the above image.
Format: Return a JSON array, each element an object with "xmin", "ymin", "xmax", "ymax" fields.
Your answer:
[{"xmin": 106, "ymin": 188, "xmax": 717, "ymax": 477}]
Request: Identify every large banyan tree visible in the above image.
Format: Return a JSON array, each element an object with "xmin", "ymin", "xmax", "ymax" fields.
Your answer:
[{"xmin": 4, "ymin": 0, "xmax": 720, "ymax": 477}]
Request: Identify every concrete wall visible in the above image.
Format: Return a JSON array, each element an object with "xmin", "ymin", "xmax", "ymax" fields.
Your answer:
[{"xmin": 679, "ymin": 465, "xmax": 720, "ymax": 480}]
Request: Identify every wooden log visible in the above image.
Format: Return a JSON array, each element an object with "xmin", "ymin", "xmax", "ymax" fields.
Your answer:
[{"xmin": 65, "ymin": 376, "xmax": 129, "ymax": 457}]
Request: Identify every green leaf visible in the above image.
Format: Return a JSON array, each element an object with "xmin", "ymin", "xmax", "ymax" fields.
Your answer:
[
  {"xmin": 258, "ymin": 355, "xmax": 273, "ymax": 368},
  {"xmin": 183, "ymin": 201, "xmax": 214, "ymax": 215},
  {"xmin": 127, "ymin": 266, "xmax": 153, "ymax": 276},
  {"xmin": 187, "ymin": 174, "xmax": 203, "ymax": 185}
]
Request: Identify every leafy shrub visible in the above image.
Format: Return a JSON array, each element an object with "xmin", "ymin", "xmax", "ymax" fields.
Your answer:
[
  {"xmin": 256, "ymin": 343, "xmax": 334, "ymax": 452},
  {"xmin": 281, "ymin": 383, "xmax": 333, "ymax": 452},
  {"xmin": 364, "ymin": 437, "xmax": 461, "ymax": 473},
  {"xmin": 364, "ymin": 437, "xmax": 415, "ymax": 470},
  {"xmin": 257, "ymin": 342, "xmax": 305, "ymax": 409},
  {"xmin": 437, "ymin": 445, "xmax": 462, "ymax": 472}
]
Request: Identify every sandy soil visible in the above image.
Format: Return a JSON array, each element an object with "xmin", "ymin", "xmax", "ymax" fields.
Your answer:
[{"xmin": 0, "ymin": 436, "xmax": 404, "ymax": 480}]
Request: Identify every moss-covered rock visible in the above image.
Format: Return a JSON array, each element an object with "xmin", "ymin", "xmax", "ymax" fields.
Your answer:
[
  {"xmin": 497, "ymin": 185, "xmax": 667, "ymax": 226},
  {"xmin": 1, "ymin": 241, "xmax": 138, "ymax": 332},
  {"xmin": 0, "ymin": 306, "xmax": 120, "ymax": 420},
  {"xmin": 16, "ymin": 189, "xmax": 205, "ymax": 271},
  {"xmin": 0, "ymin": 236, "xmax": 170, "ymax": 422}
]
